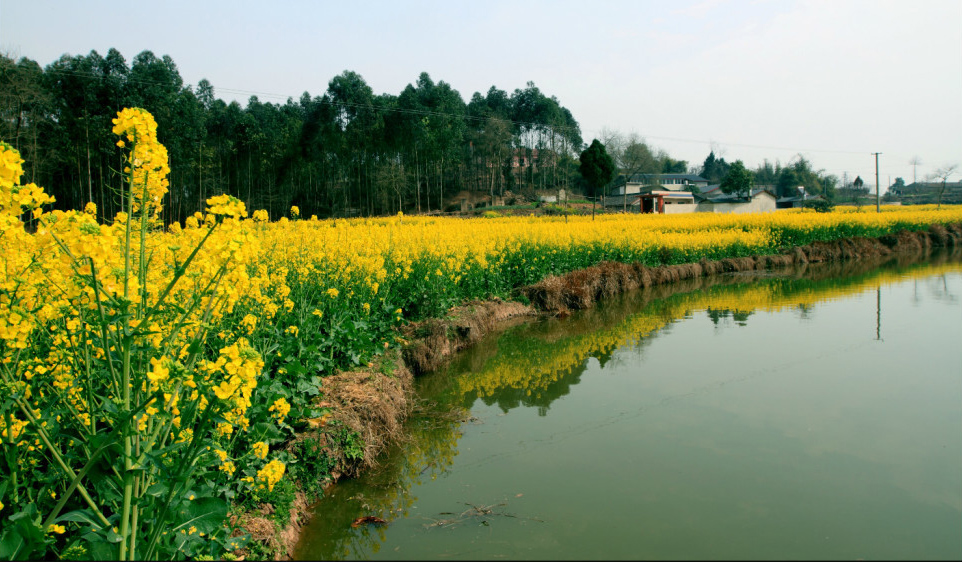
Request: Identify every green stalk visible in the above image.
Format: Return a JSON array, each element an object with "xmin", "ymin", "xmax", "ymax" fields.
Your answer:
[
  {"xmin": 141, "ymin": 399, "xmax": 219, "ymax": 560},
  {"xmin": 118, "ymin": 137, "xmax": 136, "ymax": 561},
  {"xmin": 3, "ymin": 411, "xmax": 18, "ymax": 503},
  {"xmin": 3, "ymin": 389, "xmax": 111, "ymax": 529},
  {"xmin": 88, "ymin": 260, "xmax": 122, "ymax": 403}
]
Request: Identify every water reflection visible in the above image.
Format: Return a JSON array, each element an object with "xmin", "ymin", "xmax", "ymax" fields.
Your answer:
[
  {"xmin": 294, "ymin": 248, "xmax": 962, "ymax": 561},
  {"xmin": 448, "ymin": 250, "xmax": 962, "ymax": 411}
]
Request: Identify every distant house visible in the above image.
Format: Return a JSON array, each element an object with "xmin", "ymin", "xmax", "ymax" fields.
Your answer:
[
  {"xmin": 696, "ymin": 188, "xmax": 777, "ymax": 214},
  {"xmin": 902, "ymin": 180, "xmax": 962, "ymax": 192},
  {"xmin": 509, "ymin": 148, "xmax": 557, "ymax": 171},
  {"xmin": 603, "ymin": 190, "xmax": 697, "ymax": 214},
  {"xmin": 895, "ymin": 181, "xmax": 962, "ymax": 205},
  {"xmin": 776, "ymin": 186, "xmax": 822, "ymax": 209},
  {"xmin": 611, "ymin": 173, "xmax": 710, "ymax": 195},
  {"xmin": 603, "ymin": 173, "xmax": 705, "ymax": 214},
  {"xmin": 604, "ymin": 185, "xmax": 777, "ymax": 215}
]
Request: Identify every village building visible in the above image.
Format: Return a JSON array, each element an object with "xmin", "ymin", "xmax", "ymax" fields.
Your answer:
[
  {"xmin": 696, "ymin": 188, "xmax": 777, "ymax": 214},
  {"xmin": 776, "ymin": 186, "xmax": 823, "ymax": 209},
  {"xmin": 604, "ymin": 173, "xmax": 777, "ymax": 215}
]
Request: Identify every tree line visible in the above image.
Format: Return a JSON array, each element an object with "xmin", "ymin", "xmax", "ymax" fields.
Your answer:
[
  {"xmin": 1, "ymin": 49, "xmax": 585, "ymax": 223},
  {"xmin": 2, "ymin": 48, "xmax": 848, "ymax": 223}
]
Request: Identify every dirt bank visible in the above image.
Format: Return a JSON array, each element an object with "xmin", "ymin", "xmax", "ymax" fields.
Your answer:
[{"xmin": 264, "ymin": 222, "xmax": 961, "ymax": 559}]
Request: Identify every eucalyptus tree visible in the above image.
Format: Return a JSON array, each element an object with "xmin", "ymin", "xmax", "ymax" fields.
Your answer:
[
  {"xmin": 296, "ymin": 92, "xmax": 341, "ymax": 217},
  {"xmin": 508, "ymin": 82, "xmax": 581, "ymax": 196},
  {"xmin": 418, "ymin": 74, "xmax": 466, "ymax": 211},
  {"xmin": 466, "ymin": 87, "xmax": 513, "ymax": 199},
  {"xmin": 324, "ymin": 70, "xmax": 385, "ymax": 216},
  {"xmin": 509, "ymin": 82, "xmax": 547, "ymax": 194},
  {"xmin": 44, "ymin": 50, "xmax": 119, "ymax": 214},
  {"xmin": 396, "ymin": 72, "xmax": 467, "ymax": 212},
  {"xmin": 0, "ymin": 54, "xmax": 52, "ymax": 187}
]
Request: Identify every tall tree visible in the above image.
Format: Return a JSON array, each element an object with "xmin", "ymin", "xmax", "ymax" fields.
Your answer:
[
  {"xmin": 0, "ymin": 54, "xmax": 51, "ymax": 185},
  {"xmin": 699, "ymin": 150, "xmax": 730, "ymax": 183},
  {"xmin": 931, "ymin": 164, "xmax": 958, "ymax": 209},
  {"xmin": 660, "ymin": 154, "xmax": 688, "ymax": 174},
  {"xmin": 719, "ymin": 160, "xmax": 754, "ymax": 199},
  {"xmin": 579, "ymin": 139, "xmax": 615, "ymax": 219}
]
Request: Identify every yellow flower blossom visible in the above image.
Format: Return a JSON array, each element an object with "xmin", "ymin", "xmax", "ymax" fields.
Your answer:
[
  {"xmin": 256, "ymin": 459, "xmax": 286, "ymax": 492},
  {"xmin": 268, "ymin": 397, "xmax": 291, "ymax": 422}
]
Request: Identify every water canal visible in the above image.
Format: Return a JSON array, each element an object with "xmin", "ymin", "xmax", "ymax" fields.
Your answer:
[{"xmin": 294, "ymin": 251, "xmax": 962, "ymax": 560}]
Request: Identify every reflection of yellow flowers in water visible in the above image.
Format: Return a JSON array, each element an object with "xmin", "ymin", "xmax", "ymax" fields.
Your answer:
[{"xmin": 455, "ymin": 261, "xmax": 962, "ymax": 400}]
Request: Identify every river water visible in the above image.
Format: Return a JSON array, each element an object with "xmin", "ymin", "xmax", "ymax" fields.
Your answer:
[{"xmin": 294, "ymin": 251, "xmax": 962, "ymax": 560}]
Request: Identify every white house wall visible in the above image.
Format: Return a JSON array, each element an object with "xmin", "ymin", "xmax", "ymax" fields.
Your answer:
[
  {"xmin": 664, "ymin": 203, "xmax": 697, "ymax": 214},
  {"xmin": 697, "ymin": 194, "xmax": 777, "ymax": 214}
]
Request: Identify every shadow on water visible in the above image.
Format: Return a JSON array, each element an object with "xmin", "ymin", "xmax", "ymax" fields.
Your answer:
[{"xmin": 293, "ymin": 247, "xmax": 962, "ymax": 560}]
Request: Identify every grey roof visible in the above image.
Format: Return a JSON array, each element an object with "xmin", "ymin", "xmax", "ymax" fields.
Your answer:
[
  {"xmin": 702, "ymin": 188, "xmax": 774, "ymax": 203},
  {"xmin": 620, "ymin": 173, "xmax": 709, "ymax": 183},
  {"xmin": 776, "ymin": 194, "xmax": 824, "ymax": 203},
  {"xmin": 905, "ymin": 181, "xmax": 962, "ymax": 189}
]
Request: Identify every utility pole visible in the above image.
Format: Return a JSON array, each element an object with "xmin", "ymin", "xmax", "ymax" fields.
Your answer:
[
  {"xmin": 872, "ymin": 152, "xmax": 882, "ymax": 212},
  {"xmin": 910, "ymin": 156, "xmax": 921, "ymax": 186}
]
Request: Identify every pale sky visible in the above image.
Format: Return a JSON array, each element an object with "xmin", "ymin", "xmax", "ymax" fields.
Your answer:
[{"xmin": 2, "ymin": 0, "xmax": 960, "ymax": 190}]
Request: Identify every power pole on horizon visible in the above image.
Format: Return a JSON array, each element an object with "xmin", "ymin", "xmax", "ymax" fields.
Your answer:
[
  {"xmin": 872, "ymin": 152, "xmax": 882, "ymax": 212},
  {"xmin": 910, "ymin": 156, "xmax": 922, "ymax": 186}
]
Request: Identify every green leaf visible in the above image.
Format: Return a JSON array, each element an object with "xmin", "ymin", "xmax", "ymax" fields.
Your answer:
[
  {"xmin": 0, "ymin": 529, "xmax": 27, "ymax": 561},
  {"xmin": 173, "ymin": 497, "xmax": 228, "ymax": 535},
  {"xmin": 250, "ymin": 422, "xmax": 283, "ymax": 441},
  {"xmin": 55, "ymin": 510, "xmax": 102, "ymax": 526},
  {"xmin": 144, "ymin": 483, "xmax": 169, "ymax": 497},
  {"xmin": 0, "ymin": 506, "xmax": 46, "ymax": 561}
]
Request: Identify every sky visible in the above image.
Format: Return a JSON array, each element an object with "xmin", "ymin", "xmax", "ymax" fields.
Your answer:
[{"xmin": 2, "ymin": 0, "xmax": 960, "ymax": 191}]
